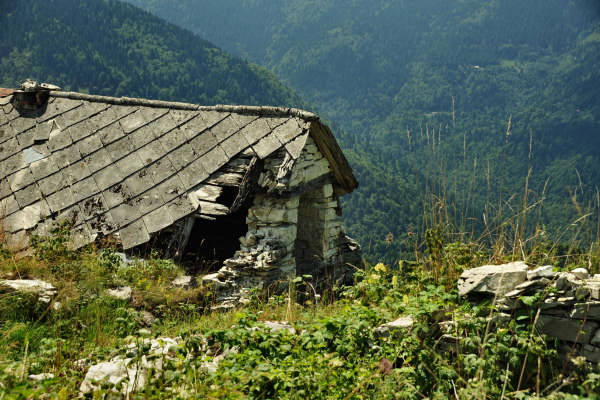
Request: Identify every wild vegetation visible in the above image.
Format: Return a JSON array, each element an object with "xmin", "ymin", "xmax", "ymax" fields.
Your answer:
[
  {"xmin": 1, "ymin": 2, "xmax": 600, "ymax": 397},
  {"xmin": 0, "ymin": 196, "xmax": 599, "ymax": 398}
]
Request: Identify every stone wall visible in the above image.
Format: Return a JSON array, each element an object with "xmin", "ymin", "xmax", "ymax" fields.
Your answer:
[
  {"xmin": 202, "ymin": 137, "xmax": 360, "ymax": 306},
  {"xmin": 459, "ymin": 262, "xmax": 600, "ymax": 363}
]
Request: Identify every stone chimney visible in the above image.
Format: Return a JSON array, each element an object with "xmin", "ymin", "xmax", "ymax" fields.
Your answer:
[{"xmin": 12, "ymin": 79, "xmax": 61, "ymax": 110}]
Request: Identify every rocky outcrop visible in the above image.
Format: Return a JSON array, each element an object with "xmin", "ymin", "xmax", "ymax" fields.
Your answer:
[
  {"xmin": 457, "ymin": 261, "xmax": 528, "ymax": 297},
  {"xmin": 459, "ymin": 262, "xmax": 600, "ymax": 364}
]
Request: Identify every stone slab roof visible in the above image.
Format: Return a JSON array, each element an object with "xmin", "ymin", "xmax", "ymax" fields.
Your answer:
[{"xmin": 0, "ymin": 89, "xmax": 357, "ymax": 253}]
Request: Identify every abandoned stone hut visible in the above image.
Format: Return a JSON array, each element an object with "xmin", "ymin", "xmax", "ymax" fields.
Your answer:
[{"xmin": 0, "ymin": 82, "xmax": 361, "ymax": 303}]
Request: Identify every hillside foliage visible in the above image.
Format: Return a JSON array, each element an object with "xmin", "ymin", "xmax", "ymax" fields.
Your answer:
[
  {"xmin": 0, "ymin": 0, "xmax": 305, "ymax": 108},
  {"xmin": 124, "ymin": 0, "xmax": 600, "ymax": 263}
]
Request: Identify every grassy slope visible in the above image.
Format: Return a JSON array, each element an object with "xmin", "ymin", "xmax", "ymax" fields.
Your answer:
[{"xmin": 1, "ymin": 225, "xmax": 599, "ymax": 398}]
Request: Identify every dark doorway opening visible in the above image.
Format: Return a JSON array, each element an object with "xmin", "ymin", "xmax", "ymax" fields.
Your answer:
[{"xmin": 294, "ymin": 191, "xmax": 326, "ymax": 277}]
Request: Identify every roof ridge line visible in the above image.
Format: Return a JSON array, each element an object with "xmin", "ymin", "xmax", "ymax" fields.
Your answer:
[{"xmin": 49, "ymin": 91, "xmax": 319, "ymax": 121}]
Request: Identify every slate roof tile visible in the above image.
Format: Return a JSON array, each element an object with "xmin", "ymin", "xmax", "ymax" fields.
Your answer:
[
  {"xmin": 51, "ymin": 145, "xmax": 82, "ymax": 169},
  {"xmin": 62, "ymin": 162, "xmax": 91, "ymax": 185},
  {"xmin": 199, "ymin": 146, "xmax": 229, "ymax": 175},
  {"xmin": 83, "ymin": 147, "xmax": 112, "ymax": 172},
  {"xmin": 8, "ymin": 167, "xmax": 35, "ymax": 192},
  {"xmin": 105, "ymin": 135, "xmax": 136, "ymax": 161},
  {"xmin": 13, "ymin": 182, "xmax": 42, "ymax": 209},
  {"xmin": 37, "ymin": 171, "xmax": 66, "ymax": 198},
  {"xmin": 119, "ymin": 109, "xmax": 148, "ymax": 133},
  {"xmin": 220, "ymin": 129, "xmax": 250, "ymax": 158},
  {"xmin": 209, "ymin": 115, "xmax": 240, "ymax": 142},
  {"xmin": 0, "ymin": 194, "xmax": 19, "ymax": 215},
  {"xmin": 113, "ymin": 152, "xmax": 145, "ymax": 179},
  {"xmin": 9, "ymin": 117, "xmax": 37, "ymax": 135},
  {"xmin": 97, "ymin": 122, "xmax": 125, "ymax": 146},
  {"xmin": 111, "ymin": 202, "xmax": 142, "ymax": 227},
  {"xmin": 156, "ymin": 127, "xmax": 188, "ymax": 154},
  {"xmin": 273, "ymin": 119, "xmax": 302, "ymax": 145},
  {"xmin": 68, "ymin": 120, "xmax": 94, "ymax": 142},
  {"xmin": 93, "ymin": 163, "xmax": 126, "ymax": 191},
  {"xmin": 17, "ymin": 129, "xmax": 35, "ymax": 148},
  {"xmin": 80, "ymin": 193, "xmax": 111, "ymax": 222},
  {"xmin": 102, "ymin": 182, "xmax": 133, "ymax": 209},
  {"xmin": 0, "ymin": 137, "xmax": 20, "ymax": 163},
  {"xmin": 238, "ymin": 118, "xmax": 272, "ymax": 145},
  {"xmin": 252, "ymin": 133, "xmax": 283, "ymax": 159},
  {"xmin": 1, "ymin": 153, "xmax": 27, "ymax": 180},
  {"xmin": 143, "ymin": 204, "xmax": 174, "ymax": 234},
  {"xmin": 118, "ymin": 218, "xmax": 150, "ymax": 249},
  {"xmin": 177, "ymin": 158, "xmax": 209, "ymax": 190},
  {"xmin": 77, "ymin": 133, "xmax": 103, "ymax": 158},
  {"xmin": 0, "ymin": 120, "xmax": 17, "ymax": 145},
  {"xmin": 47, "ymin": 124, "xmax": 73, "ymax": 152},
  {"xmin": 37, "ymin": 98, "xmax": 82, "ymax": 123}
]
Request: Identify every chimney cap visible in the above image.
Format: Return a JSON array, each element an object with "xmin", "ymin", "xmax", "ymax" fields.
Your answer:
[{"xmin": 20, "ymin": 79, "xmax": 61, "ymax": 92}]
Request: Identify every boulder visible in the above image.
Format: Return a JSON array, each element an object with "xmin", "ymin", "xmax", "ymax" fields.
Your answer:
[
  {"xmin": 1, "ymin": 279, "xmax": 57, "ymax": 303},
  {"xmin": 571, "ymin": 268, "xmax": 590, "ymax": 280},
  {"xmin": 171, "ymin": 275, "xmax": 194, "ymax": 289},
  {"xmin": 458, "ymin": 261, "xmax": 529, "ymax": 297},
  {"xmin": 535, "ymin": 315, "xmax": 598, "ymax": 344},
  {"xmin": 105, "ymin": 286, "xmax": 132, "ymax": 301},
  {"xmin": 555, "ymin": 273, "xmax": 582, "ymax": 293},
  {"xmin": 80, "ymin": 337, "xmax": 179, "ymax": 395},
  {"xmin": 527, "ymin": 265, "xmax": 556, "ymax": 280},
  {"xmin": 28, "ymin": 373, "xmax": 55, "ymax": 381},
  {"xmin": 570, "ymin": 302, "xmax": 600, "ymax": 319},
  {"xmin": 374, "ymin": 316, "xmax": 414, "ymax": 338},
  {"xmin": 252, "ymin": 321, "xmax": 296, "ymax": 334},
  {"xmin": 80, "ymin": 359, "xmax": 130, "ymax": 394}
]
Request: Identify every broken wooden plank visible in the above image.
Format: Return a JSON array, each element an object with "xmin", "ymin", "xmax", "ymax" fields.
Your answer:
[
  {"xmin": 190, "ymin": 184, "xmax": 222, "ymax": 202},
  {"xmin": 205, "ymin": 171, "xmax": 244, "ymax": 187},
  {"xmin": 176, "ymin": 216, "xmax": 195, "ymax": 262},
  {"xmin": 222, "ymin": 157, "xmax": 252, "ymax": 173},
  {"xmin": 196, "ymin": 200, "xmax": 229, "ymax": 216},
  {"xmin": 230, "ymin": 156, "xmax": 261, "ymax": 213}
]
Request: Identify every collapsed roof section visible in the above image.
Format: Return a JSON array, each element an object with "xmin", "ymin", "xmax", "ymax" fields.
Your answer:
[{"xmin": 0, "ymin": 86, "xmax": 358, "ymax": 254}]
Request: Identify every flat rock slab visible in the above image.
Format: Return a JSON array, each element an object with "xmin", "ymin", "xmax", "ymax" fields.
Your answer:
[
  {"xmin": 1, "ymin": 279, "xmax": 57, "ymax": 303},
  {"xmin": 536, "ymin": 315, "xmax": 598, "ymax": 344},
  {"xmin": 374, "ymin": 316, "xmax": 414, "ymax": 338},
  {"xmin": 80, "ymin": 337, "xmax": 179, "ymax": 395},
  {"xmin": 458, "ymin": 261, "xmax": 529, "ymax": 297},
  {"xmin": 171, "ymin": 275, "xmax": 194, "ymax": 289},
  {"xmin": 527, "ymin": 265, "xmax": 556, "ymax": 280}
]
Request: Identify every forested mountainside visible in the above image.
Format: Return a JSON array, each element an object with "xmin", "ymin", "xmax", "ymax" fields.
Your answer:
[
  {"xmin": 0, "ymin": 0, "xmax": 304, "ymax": 108},
  {"xmin": 126, "ymin": 0, "xmax": 600, "ymax": 262}
]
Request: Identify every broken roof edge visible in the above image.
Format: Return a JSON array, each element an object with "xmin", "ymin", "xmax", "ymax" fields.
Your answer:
[
  {"xmin": 48, "ymin": 90, "xmax": 319, "ymax": 121},
  {"xmin": 308, "ymin": 120, "xmax": 359, "ymax": 195}
]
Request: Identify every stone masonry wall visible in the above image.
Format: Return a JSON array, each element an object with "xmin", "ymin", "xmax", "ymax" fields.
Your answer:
[
  {"xmin": 459, "ymin": 262, "xmax": 600, "ymax": 364},
  {"xmin": 202, "ymin": 137, "xmax": 360, "ymax": 306}
]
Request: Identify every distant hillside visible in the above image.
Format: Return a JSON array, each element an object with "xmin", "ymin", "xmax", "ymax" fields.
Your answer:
[
  {"xmin": 0, "ymin": 0, "xmax": 305, "ymax": 108},
  {"xmin": 125, "ymin": 0, "xmax": 600, "ymax": 262}
]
